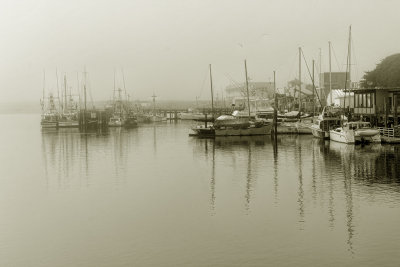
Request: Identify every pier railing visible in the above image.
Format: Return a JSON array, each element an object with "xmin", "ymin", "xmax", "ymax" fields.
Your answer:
[{"xmin": 378, "ymin": 127, "xmax": 395, "ymax": 137}]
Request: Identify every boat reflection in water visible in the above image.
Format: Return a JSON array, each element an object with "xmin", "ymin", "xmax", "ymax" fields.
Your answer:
[{"xmin": 36, "ymin": 121, "xmax": 400, "ymax": 266}]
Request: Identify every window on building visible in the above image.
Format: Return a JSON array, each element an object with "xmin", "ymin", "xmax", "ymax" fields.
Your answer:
[{"xmin": 363, "ymin": 94, "xmax": 366, "ymax": 108}]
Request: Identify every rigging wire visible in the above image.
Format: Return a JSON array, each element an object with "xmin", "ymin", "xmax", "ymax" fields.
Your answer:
[
  {"xmin": 224, "ymin": 73, "xmax": 246, "ymax": 97},
  {"xmin": 351, "ymin": 36, "xmax": 360, "ymax": 85},
  {"xmin": 301, "ymin": 50, "xmax": 322, "ymax": 107},
  {"xmin": 287, "ymin": 50, "xmax": 299, "ymax": 85},
  {"xmin": 331, "ymin": 43, "xmax": 342, "ymax": 72},
  {"xmin": 197, "ymin": 66, "xmax": 209, "ymax": 100}
]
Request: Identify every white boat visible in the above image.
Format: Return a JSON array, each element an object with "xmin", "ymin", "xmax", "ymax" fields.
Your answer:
[
  {"xmin": 330, "ymin": 121, "xmax": 381, "ymax": 144},
  {"xmin": 310, "ymin": 106, "xmax": 342, "ymax": 139}
]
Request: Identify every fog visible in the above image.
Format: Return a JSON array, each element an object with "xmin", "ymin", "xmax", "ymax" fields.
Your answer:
[{"xmin": 1, "ymin": 0, "xmax": 399, "ymax": 103}]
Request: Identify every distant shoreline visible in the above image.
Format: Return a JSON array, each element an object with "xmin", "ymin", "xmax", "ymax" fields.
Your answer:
[{"xmin": 0, "ymin": 100, "xmax": 217, "ymax": 114}]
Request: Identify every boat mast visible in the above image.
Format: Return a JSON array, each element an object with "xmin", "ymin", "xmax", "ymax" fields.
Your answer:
[
  {"xmin": 152, "ymin": 93, "xmax": 157, "ymax": 115},
  {"xmin": 84, "ymin": 69, "xmax": 87, "ymax": 113},
  {"xmin": 113, "ymin": 69, "xmax": 116, "ymax": 113},
  {"xmin": 122, "ymin": 69, "xmax": 128, "ymax": 111},
  {"xmin": 209, "ymin": 64, "xmax": 214, "ymax": 119},
  {"xmin": 312, "ymin": 59, "xmax": 315, "ymax": 115},
  {"xmin": 56, "ymin": 68, "xmax": 60, "ymax": 112},
  {"xmin": 329, "ymin": 41, "xmax": 332, "ymax": 105},
  {"xmin": 299, "ymin": 47, "xmax": 301, "ymax": 114},
  {"xmin": 42, "ymin": 70, "xmax": 45, "ymax": 111},
  {"xmin": 348, "ymin": 26, "xmax": 352, "ymax": 88},
  {"xmin": 64, "ymin": 74, "xmax": 67, "ymax": 113},
  {"xmin": 244, "ymin": 60, "xmax": 251, "ymax": 119},
  {"xmin": 344, "ymin": 25, "xmax": 351, "ymax": 115},
  {"xmin": 319, "ymin": 48, "xmax": 322, "ymax": 103},
  {"xmin": 76, "ymin": 72, "xmax": 81, "ymax": 111}
]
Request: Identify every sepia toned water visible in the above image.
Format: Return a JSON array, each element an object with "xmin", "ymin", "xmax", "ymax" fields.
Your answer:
[{"xmin": 1, "ymin": 114, "xmax": 400, "ymax": 267}]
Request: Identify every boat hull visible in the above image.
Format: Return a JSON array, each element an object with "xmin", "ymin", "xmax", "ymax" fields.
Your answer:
[
  {"xmin": 41, "ymin": 121, "xmax": 58, "ymax": 128},
  {"xmin": 355, "ymin": 132, "xmax": 381, "ymax": 143},
  {"xmin": 190, "ymin": 126, "xmax": 215, "ymax": 137},
  {"xmin": 108, "ymin": 122, "xmax": 123, "ymax": 127},
  {"xmin": 215, "ymin": 124, "xmax": 271, "ymax": 136},
  {"xmin": 58, "ymin": 121, "xmax": 79, "ymax": 128},
  {"xmin": 311, "ymin": 128, "xmax": 329, "ymax": 139},
  {"xmin": 329, "ymin": 129, "xmax": 355, "ymax": 144}
]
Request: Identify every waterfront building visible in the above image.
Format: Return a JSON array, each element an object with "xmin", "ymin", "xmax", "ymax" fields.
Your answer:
[{"xmin": 350, "ymin": 88, "xmax": 400, "ymax": 127}]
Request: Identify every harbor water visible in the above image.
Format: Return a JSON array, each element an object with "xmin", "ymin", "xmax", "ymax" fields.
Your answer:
[{"xmin": 1, "ymin": 114, "xmax": 400, "ymax": 266}]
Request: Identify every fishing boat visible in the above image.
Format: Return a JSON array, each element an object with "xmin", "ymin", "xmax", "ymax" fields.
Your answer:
[
  {"xmin": 148, "ymin": 93, "xmax": 167, "ymax": 122},
  {"xmin": 40, "ymin": 72, "xmax": 59, "ymax": 129},
  {"xmin": 41, "ymin": 93, "xmax": 59, "ymax": 128},
  {"xmin": 108, "ymin": 72, "xmax": 126, "ymax": 127},
  {"xmin": 58, "ymin": 75, "xmax": 79, "ymax": 128},
  {"xmin": 310, "ymin": 106, "xmax": 341, "ymax": 139}
]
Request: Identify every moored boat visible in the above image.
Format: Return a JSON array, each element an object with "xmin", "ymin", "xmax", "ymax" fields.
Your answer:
[
  {"xmin": 40, "ymin": 93, "xmax": 59, "ymax": 129},
  {"xmin": 329, "ymin": 121, "xmax": 381, "ymax": 144},
  {"xmin": 310, "ymin": 106, "xmax": 341, "ymax": 139}
]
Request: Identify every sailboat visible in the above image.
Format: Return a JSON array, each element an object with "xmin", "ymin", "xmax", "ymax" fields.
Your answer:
[
  {"xmin": 190, "ymin": 64, "xmax": 216, "ymax": 136},
  {"xmin": 329, "ymin": 26, "xmax": 381, "ymax": 144},
  {"xmin": 311, "ymin": 42, "xmax": 340, "ymax": 139}
]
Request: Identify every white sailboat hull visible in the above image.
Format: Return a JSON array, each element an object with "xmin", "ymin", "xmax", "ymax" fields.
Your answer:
[{"xmin": 329, "ymin": 129, "xmax": 355, "ymax": 144}]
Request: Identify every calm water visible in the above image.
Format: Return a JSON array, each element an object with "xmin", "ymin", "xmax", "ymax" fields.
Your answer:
[{"xmin": 1, "ymin": 114, "xmax": 400, "ymax": 267}]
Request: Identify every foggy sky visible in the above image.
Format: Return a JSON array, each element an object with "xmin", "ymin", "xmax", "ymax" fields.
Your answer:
[{"xmin": 1, "ymin": 0, "xmax": 399, "ymax": 103}]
